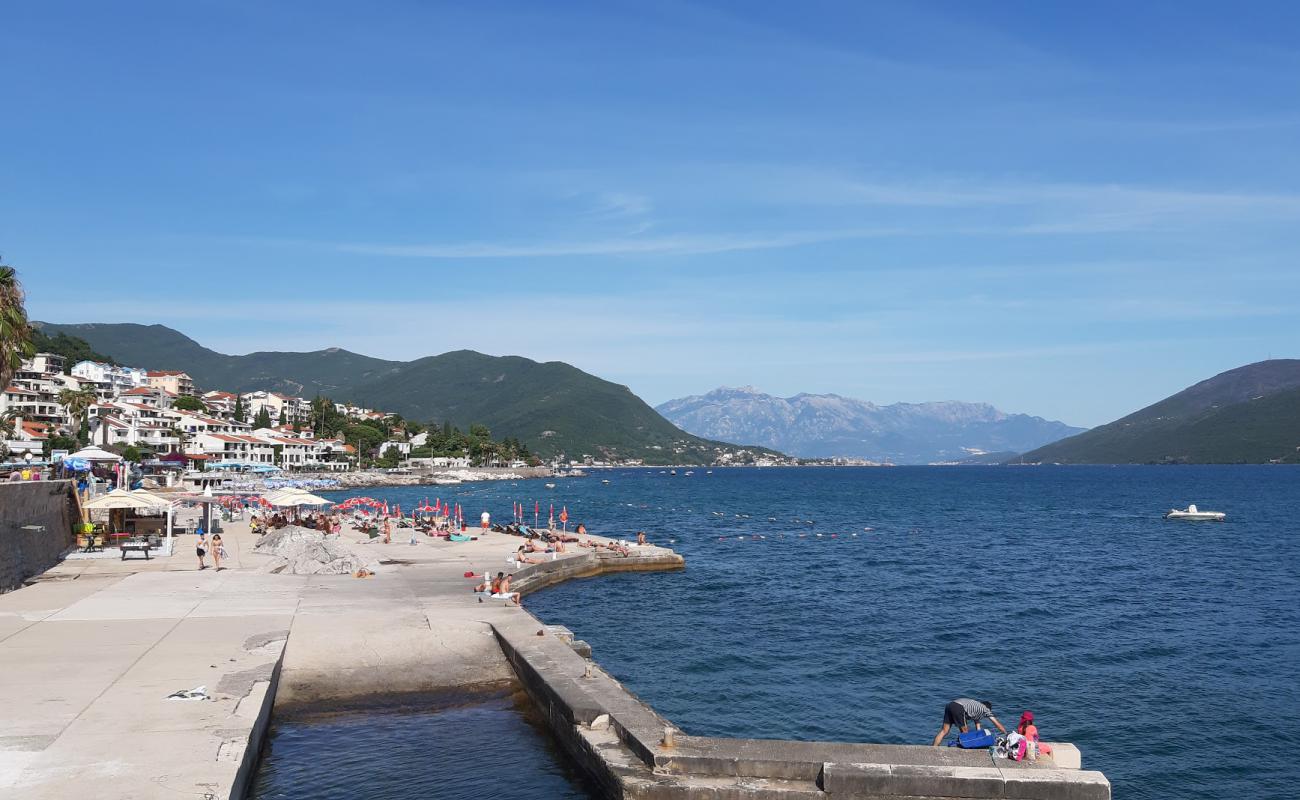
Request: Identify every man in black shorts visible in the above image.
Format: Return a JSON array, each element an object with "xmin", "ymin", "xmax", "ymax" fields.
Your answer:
[{"xmin": 932, "ymin": 697, "xmax": 1005, "ymax": 746}]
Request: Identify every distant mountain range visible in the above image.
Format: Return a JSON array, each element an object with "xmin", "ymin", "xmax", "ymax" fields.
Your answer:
[
  {"xmin": 34, "ymin": 322, "xmax": 780, "ymax": 464},
  {"xmin": 656, "ymin": 387, "xmax": 1085, "ymax": 464},
  {"xmin": 1019, "ymin": 359, "xmax": 1300, "ymax": 464}
]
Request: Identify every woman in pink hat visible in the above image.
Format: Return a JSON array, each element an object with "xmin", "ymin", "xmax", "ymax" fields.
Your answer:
[{"xmin": 1017, "ymin": 711, "xmax": 1053, "ymax": 755}]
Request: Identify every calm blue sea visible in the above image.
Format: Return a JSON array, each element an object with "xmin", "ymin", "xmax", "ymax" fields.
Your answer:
[
  {"xmin": 275, "ymin": 466, "xmax": 1299, "ymax": 800},
  {"xmin": 251, "ymin": 689, "xmax": 595, "ymax": 799}
]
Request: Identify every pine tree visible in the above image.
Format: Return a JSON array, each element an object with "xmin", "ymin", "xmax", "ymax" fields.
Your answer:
[{"xmin": 234, "ymin": 394, "xmax": 246, "ymax": 422}]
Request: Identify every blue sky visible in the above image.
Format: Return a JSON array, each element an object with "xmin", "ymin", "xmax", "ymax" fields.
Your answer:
[{"xmin": 4, "ymin": 1, "xmax": 1299, "ymax": 427}]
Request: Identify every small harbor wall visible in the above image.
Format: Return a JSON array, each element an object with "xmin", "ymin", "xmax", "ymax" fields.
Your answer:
[
  {"xmin": 0, "ymin": 480, "xmax": 80, "ymax": 592},
  {"xmin": 495, "ymin": 549, "xmax": 1112, "ymax": 800}
]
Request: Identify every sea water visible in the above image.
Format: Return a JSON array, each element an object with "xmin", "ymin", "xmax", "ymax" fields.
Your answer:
[
  {"xmin": 250, "ymin": 689, "xmax": 595, "ymax": 799},
  {"xmin": 290, "ymin": 466, "xmax": 1298, "ymax": 799}
]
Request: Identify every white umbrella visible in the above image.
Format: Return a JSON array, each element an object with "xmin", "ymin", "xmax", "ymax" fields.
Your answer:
[
  {"xmin": 128, "ymin": 489, "xmax": 173, "ymax": 509},
  {"xmin": 69, "ymin": 446, "xmax": 122, "ymax": 462},
  {"xmin": 83, "ymin": 488, "xmax": 161, "ymax": 509},
  {"xmin": 265, "ymin": 488, "xmax": 332, "ymax": 507}
]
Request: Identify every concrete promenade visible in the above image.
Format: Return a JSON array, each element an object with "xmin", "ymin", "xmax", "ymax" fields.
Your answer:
[{"xmin": 0, "ymin": 510, "xmax": 1110, "ymax": 799}]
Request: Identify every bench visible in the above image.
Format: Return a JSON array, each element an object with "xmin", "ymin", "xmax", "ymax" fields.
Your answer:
[{"xmin": 120, "ymin": 540, "xmax": 152, "ymax": 561}]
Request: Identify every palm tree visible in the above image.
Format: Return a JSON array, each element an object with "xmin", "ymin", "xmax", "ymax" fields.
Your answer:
[
  {"xmin": 0, "ymin": 410, "xmax": 21, "ymax": 459},
  {"xmin": 0, "ymin": 262, "xmax": 35, "ymax": 390},
  {"xmin": 58, "ymin": 387, "xmax": 97, "ymax": 442}
]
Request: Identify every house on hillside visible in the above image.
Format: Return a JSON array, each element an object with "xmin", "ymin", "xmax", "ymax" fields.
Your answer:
[
  {"xmin": 146, "ymin": 370, "xmax": 195, "ymax": 397},
  {"xmin": 72, "ymin": 361, "xmax": 149, "ymax": 399},
  {"xmin": 200, "ymin": 391, "xmax": 239, "ymax": 419}
]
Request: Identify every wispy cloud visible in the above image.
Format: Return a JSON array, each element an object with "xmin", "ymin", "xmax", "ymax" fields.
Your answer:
[{"xmin": 329, "ymin": 228, "xmax": 903, "ymax": 258}]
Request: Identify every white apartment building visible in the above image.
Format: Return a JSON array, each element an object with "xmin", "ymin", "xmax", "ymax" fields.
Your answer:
[
  {"xmin": 71, "ymin": 361, "xmax": 148, "ymax": 399},
  {"xmin": 242, "ymin": 391, "xmax": 311, "ymax": 424},
  {"xmin": 1, "ymin": 355, "xmax": 88, "ymax": 431},
  {"xmin": 184, "ymin": 428, "xmax": 348, "ymax": 471},
  {"xmin": 189, "ymin": 433, "xmax": 279, "ymax": 465},
  {"xmin": 378, "ymin": 440, "xmax": 412, "ymax": 458},
  {"xmin": 173, "ymin": 412, "xmax": 252, "ymax": 438},
  {"xmin": 118, "ymin": 386, "xmax": 175, "ymax": 409},
  {"xmin": 333, "ymin": 401, "xmax": 373, "ymax": 419},
  {"xmin": 86, "ymin": 401, "xmax": 182, "ymax": 454},
  {"xmin": 200, "ymin": 391, "xmax": 239, "ymax": 419}
]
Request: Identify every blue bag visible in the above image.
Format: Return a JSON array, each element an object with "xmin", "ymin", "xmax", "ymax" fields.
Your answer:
[{"xmin": 955, "ymin": 728, "xmax": 996, "ymax": 749}]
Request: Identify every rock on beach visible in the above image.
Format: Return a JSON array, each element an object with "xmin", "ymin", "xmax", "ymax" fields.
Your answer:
[{"xmin": 254, "ymin": 527, "xmax": 381, "ymax": 575}]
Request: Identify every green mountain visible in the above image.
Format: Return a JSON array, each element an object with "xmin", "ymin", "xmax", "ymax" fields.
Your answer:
[
  {"xmin": 34, "ymin": 322, "xmax": 778, "ymax": 463},
  {"xmin": 1018, "ymin": 360, "xmax": 1300, "ymax": 464},
  {"xmin": 35, "ymin": 322, "xmax": 401, "ymax": 397}
]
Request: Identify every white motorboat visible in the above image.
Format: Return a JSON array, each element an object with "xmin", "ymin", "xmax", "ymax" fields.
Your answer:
[{"xmin": 1164, "ymin": 504, "xmax": 1226, "ymax": 521}]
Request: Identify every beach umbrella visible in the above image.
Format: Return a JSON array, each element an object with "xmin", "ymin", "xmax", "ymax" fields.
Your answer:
[
  {"xmin": 84, "ymin": 489, "xmax": 164, "ymax": 510},
  {"xmin": 265, "ymin": 488, "xmax": 332, "ymax": 507},
  {"xmin": 70, "ymin": 446, "xmax": 122, "ymax": 463}
]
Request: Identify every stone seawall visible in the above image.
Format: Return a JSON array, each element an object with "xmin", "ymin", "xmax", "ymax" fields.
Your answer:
[
  {"xmin": 494, "ymin": 550, "xmax": 1111, "ymax": 800},
  {"xmin": 0, "ymin": 481, "xmax": 79, "ymax": 593}
]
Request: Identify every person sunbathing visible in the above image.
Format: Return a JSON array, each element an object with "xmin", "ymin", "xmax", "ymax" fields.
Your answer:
[
  {"xmin": 636, "ymin": 531, "xmax": 648, "ymax": 545},
  {"xmin": 579, "ymin": 538, "xmax": 630, "ymax": 556},
  {"xmin": 515, "ymin": 545, "xmax": 547, "ymax": 564}
]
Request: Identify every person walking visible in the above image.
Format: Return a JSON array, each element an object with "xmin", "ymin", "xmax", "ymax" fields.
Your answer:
[
  {"xmin": 211, "ymin": 532, "xmax": 224, "ymax": 571},
  {"xmin": 195, "ymin": 528, "xmax": 209, "ymax": 570},
  {"xmin": 932, "ymin": 698, "xmax": 1005, "ymax": 746}
]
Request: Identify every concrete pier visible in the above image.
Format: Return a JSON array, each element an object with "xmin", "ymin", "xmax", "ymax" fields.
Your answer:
[{"xmin": 0, "ymin": 509, "xmax": 1110, "ymax": 799}]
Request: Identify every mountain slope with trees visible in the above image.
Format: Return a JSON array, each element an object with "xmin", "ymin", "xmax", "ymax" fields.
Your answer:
[
  {"xmin": 34, "ymin": 321, "xmax": 778, "ymax": 463},
  {"xmin": 1018, "ymin": 360, "xmax": 1300, "ymax": 464}
]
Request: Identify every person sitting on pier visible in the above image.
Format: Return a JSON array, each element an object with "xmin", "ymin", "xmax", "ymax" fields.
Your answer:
[
  {"xmin": 636, "ymin": 531, "xmax": 648, "ymax": 546},
  {"xmin": 488, "ymin": 572, "xmax": 522, "ymax": 605},
  {"xmin": 1017, "ymin": 711, "xmax": 1052, "ymax": 755},
  {"xmin": 932, "ymin": 698, "xmax": 1005, "ymax": 746}
]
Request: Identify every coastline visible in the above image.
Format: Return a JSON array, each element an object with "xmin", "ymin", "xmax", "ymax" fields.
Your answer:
[{"xmin": 0, "ymin": 483, "xmax": 1109, "ymax": 799}]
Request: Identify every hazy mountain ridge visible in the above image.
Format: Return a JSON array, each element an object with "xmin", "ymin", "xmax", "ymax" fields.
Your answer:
[
  {"xmin": 1019, "ymin": 359, "xmax": 1300, "ymax": 464},
  {"xmin": 656, "ymin": 386, "xmax": 1084, "ymax": 463},
  {"xmin": 34, "ymin": 322, "xmax": 781, "ymax": 463}
]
